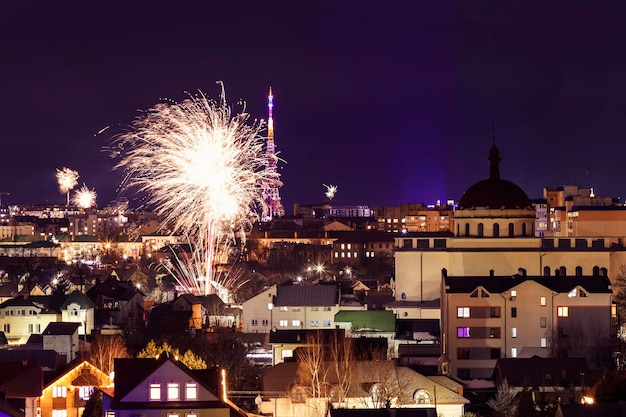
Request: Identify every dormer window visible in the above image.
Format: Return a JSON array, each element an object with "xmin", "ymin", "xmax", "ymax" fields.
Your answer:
[
  {"xmin": 149, "ymin": 383, "xmax": 161, "ymax": 401},
  {"xmin": 413, "ymin": 389, "xmax": 431, "ymax": 404},
  {"xmin": 568, "ymin": 289, "xmax": 577, "ymax": 298}
]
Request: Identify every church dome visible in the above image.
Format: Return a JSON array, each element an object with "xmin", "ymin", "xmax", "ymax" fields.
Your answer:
[{"xmin": 458, "ymin": 144, "xmax": 531, "ymax": 209}]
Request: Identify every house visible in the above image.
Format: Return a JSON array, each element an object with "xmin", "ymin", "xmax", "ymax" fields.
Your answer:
[
  {"xmin": 259, "ymin": 360, "xmax": 468, "ymax": 417},
  {"xmin": 271, "ymin": 283, "xmax": 363, "ymax": 333},
  {"xmin": 241, "ymin": 285, "xmax": 276, "ymax": 333},
  {"xmin": 0, "ymin": 291, "xmax": 94, "ymax": 346},
  {"xmin": 0, "ymin": 360, "xmax": 43, "ymax": 417},
  {"xmin": 102, "ymin": 356, "xmax": 247, "ymax": 417},
  {"xmin": 86, "ymin": 276, "xmax": 145, "ymax": 329},
  {"xmin": 39, "ymin": 360, "xmax": 113, "ymax": 417},
  {"xmin": 149, "ymin": 294, "xmax": 204, "ymax": 332},
  {"xmin": 41, "ymin": 322, "xmax": 81, "ymax": 364},
  {"xmin": 334, "ymin": 310, "xmax": 396, "ymax": 356}
]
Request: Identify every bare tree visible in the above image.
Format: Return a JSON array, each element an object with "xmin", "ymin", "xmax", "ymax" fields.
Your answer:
[
  {"xmin": 89, "ymin": 334, "xmax": 129, "ymax": 375},
  {"xmin": 354, "ymin": 358, "xmax": 400, "ymax": 408},
  {"xmin": 296, "ymin": 331, "xmax": 329, "ymax": 398},
  {"xmin": 329, "ymin": 331, "xmax": 353, "ymax": 406}
]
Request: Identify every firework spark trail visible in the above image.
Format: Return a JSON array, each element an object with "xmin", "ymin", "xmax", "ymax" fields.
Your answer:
[
  {"xmin": 73, "ymin": 184, "xmax": 97, "ymax": 209},
  {"xmin": 56, "ymin": 167, "xmax": 79, "ymax": 206},
  {"xmin": 114, "ymin": 86, "xmax": 275, "ymax": 297}
]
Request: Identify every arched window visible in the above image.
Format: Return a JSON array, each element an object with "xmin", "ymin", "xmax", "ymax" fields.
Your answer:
[
  {"xmin": 593, "ymin": 266, "xmax": 600, "ymax": 276},
  {"xmin": 465, "ymin": 223, "xmax": 470, "ymax": 237},
  {"xmin": 493, "ymin": 223, "xmax": 500, "ymax": 238},
  {"xmin": 508, "ymin": 223, "xmax": 514, "ymax": 237},
  {"xmin": 559, "ymin": 266, "xmax": 566, "ymax": 276},
  {"xmin": 401, "ymin": 292, "xmax": 406, "ymax": 300},
  {"xmin": 477, "ymin": 223, "xmax": 484, "ymax": 237},
  {"xmin": 543, "ymin": 266, "xmax": 551, "ymax": 277},
  {"xmin": 456, "ymin": 224, "xmax": 460, "ymax": 236},
  {"xmin": 413, "ymin": 389, "xmax": 431, "ymax": 404},
  {"xmin": 575, "ymin": 266, "xmax": 583, "ymax": 276}
]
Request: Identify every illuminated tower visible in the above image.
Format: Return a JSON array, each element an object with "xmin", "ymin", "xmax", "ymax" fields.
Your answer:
[{"xmin": 262, "ymin": 87, "xmax": 285, "ymax": 221}]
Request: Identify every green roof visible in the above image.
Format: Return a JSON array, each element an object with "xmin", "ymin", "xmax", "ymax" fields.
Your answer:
[{"xmin": 334, "ymin": 310, "xmax": 396, "ymax": 332}]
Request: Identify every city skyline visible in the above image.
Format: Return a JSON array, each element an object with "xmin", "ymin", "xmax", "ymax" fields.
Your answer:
[{"xmin": 2, "ymin": 2, "xmax": 625, "ymax": 211}]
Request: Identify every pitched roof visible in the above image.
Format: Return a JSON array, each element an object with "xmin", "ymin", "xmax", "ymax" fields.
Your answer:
[
  {"xmin": 274, "ymin": 285, "xmax": 338, "ymax": 307},
  {"xmin": 493, "ymin": 356, "xmax": 591, "ymax": 388},
  {"xmin": 59, "ymin": 290, "xmax": 96, "ymax": 309},
  {"xmin": 42, "ymin": 322, "xmax": 81, "ymax": 336},
  {"xmin": 0, "ymin": 360, "xmax": 43, "ymax": 397},
  {"xmin": 113, "ymin": 357, "xmax": 220, "ymax": 400}
]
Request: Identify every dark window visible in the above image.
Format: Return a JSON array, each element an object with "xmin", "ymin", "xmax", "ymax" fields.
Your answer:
[
  {"xmin": 511, "ymin": 307, "xmax": 517, "ymax": 318},
  {"xmin": 509, "ymin": 223, "xmax": 514, "ymax": 237},
  {"xmin": 403, "ymin": 239, "xmax": 412, "ymax": 249},
  {"xmin": 477, "ymin": 223, "xmax": 484, "ymax": 237},
  {"xmin": 493, "ymin": 223, "xmax": 500, "ymax": 238},
  {"xmin": 457, "ymin": 348, "xmax": 470, "ymax": 359},
  {"xmin": 575, "ymin": 266, "xmax": 583, "ymax": 276},
  {"xmin": 433, "ymin": 239, "xmax": 447, "ymax": 248},
  {"xmin": 458, "ymin": 369, "xmax": 470, "ymax": 380},
  {"xmin": 490, "ymin": 348, "xmax": 501, "ymax": 359},
  {"xmin": 544, "ymin": 266, "xmax": 551, "ymax": 276},
  {"xmin": 465, "ymin": 223, "xmax": 470, "ymax": 236},
  {"xmin": 540, "ymin": 317, "xmax": 547, "ymax": 328},
  {"xmin": 522, "ymin": 223, "xmax": 527, "ymax": 236}
]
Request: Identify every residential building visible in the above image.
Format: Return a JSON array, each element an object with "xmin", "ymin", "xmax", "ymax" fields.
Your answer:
[
  {"xmin": 0, "ymin": 291, "xmax": 94, "ymax": 345},
  {"xmin": 440, "ymin": 269, "xmax": 613, "ymax": 380},
  {"xmin": 376, "ymin": 202, "xmax": 454, "ymax": 234},
  {"xmin": 86, "ymin": 276, "xmax": 145, "ymax": 330},
  {"xmin": 259, "ymin": 360, "xmax": 468, "ymax": 417},
  {"xmin": 102, "ymin": 356, "xmax": 246, "ymax": 417},
  {"xmin": 0, "ymin": 360, "xmax": 43, "ymax": 417},
  {"xmin": 241, "ymin": 285, "xmax": 276, "ymax": 333},
  {"xmin": 42, "ymin": 322, "xmax": 81, "ymax": 364},
  {"xmin": 39, "ymin": 360, "xmax": 113, "ymax": 417}
]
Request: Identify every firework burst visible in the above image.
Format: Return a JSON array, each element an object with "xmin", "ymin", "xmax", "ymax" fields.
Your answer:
[
  {"xmin": 114, "ymin": 84, "xmax": 274, "ymax": 297},
  {"xmin": 73, "ymin": 184, "xmax": 97, "ymax": 209},
  {"xmin": 56, "ymin": 167, "xmax": 79, "ymax": 205}
]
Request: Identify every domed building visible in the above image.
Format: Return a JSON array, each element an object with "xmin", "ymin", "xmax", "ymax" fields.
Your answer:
[{"xmin": 455, "ymin": 144, "xmax": 535, "ymax": 237}]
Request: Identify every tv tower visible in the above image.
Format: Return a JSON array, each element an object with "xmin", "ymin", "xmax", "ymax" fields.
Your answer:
[{"xmin": 262, "ymin": 87, "xmax": 285, "ymax": 221}]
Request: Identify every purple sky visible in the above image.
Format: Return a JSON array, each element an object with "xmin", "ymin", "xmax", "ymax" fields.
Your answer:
[{"xmin": 1, "ymin": 1, "xmax": 625, "ymax": 212}]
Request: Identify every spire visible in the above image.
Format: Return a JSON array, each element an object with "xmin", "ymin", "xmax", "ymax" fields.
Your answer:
[
  {"xmin": 262, "ymin": 86, "xmax": 284, "ymax": 222},
  {"xmin": 488, "ymin": 123, "xmax": 501, "ymax": 180}
]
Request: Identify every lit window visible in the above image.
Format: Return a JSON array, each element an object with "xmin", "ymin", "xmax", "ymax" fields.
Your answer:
[
  {"xmin": 78, "ymin": 386, "xmax": 94, "ymax": 401},
  {"xmin": 511, "ymin": 290, "xmax": 517, "ymax": 297},
  {"xmin": 52, "ymin": 410, "xmax": 67, "ymax": 417},
  {"xmin": 457, "ymin": 327, "xmax": 470, "ymax": 338},
  {"xmin": 511, "ymin": 348, "xmax": 517, "ymax": 358},
  {"xmin": 292, "ymin": 320, "xmax": 301, "ymax": 327},
  {"xmin": 168, "ymin": 383, "xmax": 180, "ymax": 400},
  {"xmin": 311, "ymin": 320, "xmax": 319, "ymax": 327},
  {"xmin": 150, "ymin": 383, "xmax": 161, "ymax": 401},
  {"xmin": 167, "ymin": 414, "xmax": 179, "ymax": 417},
  {"xmin": 511, "ymin": 328, "xmax": 517, "ymax": 338},
  {"xmin": 185, "ymin": 383, "xmax": 197, "ymax": 400},
  {"xmin": 279, "ymin": 306, "xmax": 288, "ymax": 312},
  {"xmin": 52, "ymin": 386, "xmax": 67, "ymax": 398},
  {"xmin": 540, "ymin": 338, "xmax": 547, "ymax": 348},
  {"xmin": 323, "ymin": 320, "xmax": 331, "ymax": 327},
  {"xmin": 457, "ymin": 307, "xmax": 470, "ymax": 318},
  {"xmin": 540, "ymin": 296, "xmax": 547, "ymax": 306},
  {"xmin": 568, "ymin": 289, "xmax": 576, "ymax": 298},
  {"xmin": 186, "ymin": 414, "xmax": 198, "ymax": 417},
  {"xmin": 557, "ymin": 307, "xmax": 569, "ymax": 317},
  {"xmin": 279, "ymin": 320, "xmax": 288, "ymax": 327}
]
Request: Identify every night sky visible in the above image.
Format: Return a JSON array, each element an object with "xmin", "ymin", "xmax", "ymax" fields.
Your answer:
[{"xmin": 1, "ymin": 1, "xmax": 625, "ymax": 212}]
